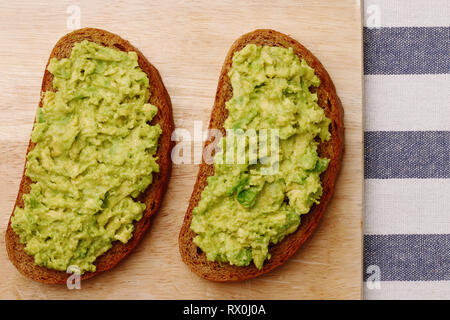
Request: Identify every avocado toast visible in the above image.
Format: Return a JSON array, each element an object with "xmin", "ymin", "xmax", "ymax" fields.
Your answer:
[
  {"xmin": 178, "ymin": 29, "xmax": 344, "ymax": 281},
  {"xmin": 5, "ymin": 28, "xmax": 174, "ymax": 284}
]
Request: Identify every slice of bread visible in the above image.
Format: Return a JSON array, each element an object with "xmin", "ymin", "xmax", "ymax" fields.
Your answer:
[
  {"xmin": 5, "ymin": 28, "xmax": 175, "ymax": 284},
  {"xmin": 178, "ymin": 29, "xmax": 344, "ymax": 282}
]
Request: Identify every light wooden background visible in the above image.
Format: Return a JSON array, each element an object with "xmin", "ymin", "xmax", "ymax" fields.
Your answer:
[{"xmin": 0, "ymin": 0, "xmax": 363, "ymax": 299}]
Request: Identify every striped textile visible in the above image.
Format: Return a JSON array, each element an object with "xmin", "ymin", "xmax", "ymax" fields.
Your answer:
[{"xmin": 363, "ymin": 0, "xmax": 450, "ymax": 299}]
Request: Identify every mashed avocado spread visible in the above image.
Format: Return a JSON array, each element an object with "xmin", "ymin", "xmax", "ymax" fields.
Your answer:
[
  {"xmin": 11, "ymin": 41, "xmax": 161, "ymax": 273},
  {"xmin": 190, "ymin": 44, "xmax": 331, "ymax": 269}
]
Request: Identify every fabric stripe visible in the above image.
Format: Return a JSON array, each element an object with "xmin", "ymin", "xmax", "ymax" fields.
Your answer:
[
  {"xmin": 364, "ymin": 131, "xmax": 450, "ymax": 179},
  {"xmin": 365, "ymin": 179, "xmax": 450, "ymax": 234},
  {"xmin": 364, "ymin": 74, "xmax": 450, "ymax": 131},
  {"xmin": 364, "ymin": 281, "xmax": 450, "ymax": 300},
  {"xmin": 364, "ymin": 234, "xmax": 450, "ymax": 281},
  {"xmin": 364, "ymin": 0, "xmax": 450, "ymax": 27},
  {"xmin": 364, "ymin": 27, "xmax": 449, "ymax": 75}
]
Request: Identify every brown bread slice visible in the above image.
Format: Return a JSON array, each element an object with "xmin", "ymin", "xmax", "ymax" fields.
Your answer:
[
  {"xmin": 5, "ymin": 28, "xmax": 175, "ymax": 284},
  {"xmin": 178, "ymin": 29, "xmax": 344, "ymax": 281}
]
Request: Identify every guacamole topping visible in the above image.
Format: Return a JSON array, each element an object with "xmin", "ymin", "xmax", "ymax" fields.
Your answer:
[
  {"xmin": 11, "ymin": 41, "xmax": 161, "ymax": 273},
  {"xmin": 190, "ymin": 44, "xmax": 331, "ymax": 269}
]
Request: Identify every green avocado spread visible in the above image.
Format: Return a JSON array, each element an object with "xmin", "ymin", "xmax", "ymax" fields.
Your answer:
[
  {"xmin": 11, "ymin": 40, "xmax": 161, "ymax": 273},
  {"xmin": 190, "ymin": 44, "xmax": 331, "ymax": 269}
]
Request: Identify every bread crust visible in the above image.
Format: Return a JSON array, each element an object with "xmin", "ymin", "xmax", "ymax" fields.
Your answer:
[
  {"xmin": 178, "ymin": 29, "xmax": 344, "ymax": 281},
  {"xmin": 5, "ymin": 28, "xmax": 174, "ymax": 284}
]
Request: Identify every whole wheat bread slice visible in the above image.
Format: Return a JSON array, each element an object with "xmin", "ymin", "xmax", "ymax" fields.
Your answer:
[
  {"xmin": 178, "ymin": 29, "xmax": 344, "ymax": 281},
  {"xmin": 5, "ymin": 28, "xmax": 175, "ymax": 284}
]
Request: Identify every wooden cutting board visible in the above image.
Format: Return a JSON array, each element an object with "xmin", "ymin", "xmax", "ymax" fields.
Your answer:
[{"xmin": 0, "ymin": 0, "xmax": 363, "ymax": 299}]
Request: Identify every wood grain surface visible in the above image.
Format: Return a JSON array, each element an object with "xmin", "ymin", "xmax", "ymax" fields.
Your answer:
[{"xmin": 0, "ymin": 0, "xmax": 363, "ymax": 299}]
